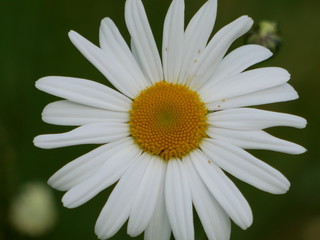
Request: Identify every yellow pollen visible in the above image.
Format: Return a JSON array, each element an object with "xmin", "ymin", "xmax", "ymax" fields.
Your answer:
[{"xmin": 129, "ymin": 81, "xmax": 208, "ymax": 160}]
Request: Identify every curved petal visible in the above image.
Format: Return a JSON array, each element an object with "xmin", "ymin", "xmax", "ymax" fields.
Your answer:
[
  {"xmin": 42, "ymin": 100, "xmax": 129, "ymax": 126},
  {"xmin": 201, "ymin": 139, "xmax": 290, "ymax": 194},
  {"xmin": 208, "ymin": 108, "xmax": 307, "ymax": 130},
  {"xmin": 187, "ymin": 16, "xmax": 253, "ymax": 90},
  {"xmin": 183, "ymin": 155, "xmax": 231, "ymax": 240},
  {"xmin": 125, "ymin": 0, "xmax": 163, "ymax": 83},
  {"xmin": 36, "ymin": 76, "xmax": 131, "ymax": 112},
  {"xmin": 162, "ymin": 0, "xmax": 185, "ymax": 83},
  {"xmin": 190, "ymin": 149, "xmax": 252, "ymax": 229},
  {"xmin": 99, "ymin": 18, "xmax": 150, "ymax": 88},
  {"xmin": 206, "ymin": 83, "xmax": 298, "ymax": 110},
  {"xmin": 179, "ymin": 0, "xmax": 217, "ymax": 84},
  {"xmin": 199, "ymin": 44, "xmax": 272, "ymax": 93},
  {"xmin": 207, "ymin": 127, "xmax": 306, "ymax": 154},
  {"xmin": 203, "ymin": 67, "xmax": 290, "ymax": 103},
  {"xmin": 33, "ymin": 122, "xmax": 129, "ymax": 149},
  {"xmin": 48, "ymin": 137, "xmax": 133, "ymax": 191},
  {"xmin": 62, "ymin": 144, "xmax": 141, "ymax": 208},
  {"xmin": 95, "ymin": 153, "xmax": 150, "ymax": 239},
  {"xmin": 128, "ymin": 156, "xmax": 166, "ymax": 237},
  {"xmin": 144, "ymin": 171, "xmax": 171, "ymax": 240},
  {"xmin": 165, "ymin": 158, "xmax": 194, "ymax": 240},
  {"xmin": 68, "ymin": 31, "xmax": 142, "ymax": 98}
]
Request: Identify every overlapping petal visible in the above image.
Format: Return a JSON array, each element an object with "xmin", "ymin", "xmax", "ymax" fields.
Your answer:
[
  {"xmin": 34, "ymin": 122, "xmax": 129, "ymax": 149},
  {"xmin": 69, "ymin": 31, "xmax": 143, "ymax": 98},
  {"xmin": 36, "ymin": 76, "xmax": 131, "ymax": 111},
  {"xmin": 203, "ymin": 67, "xmax": 290, "ymax": 103},
  {"xmin": 199, "ymin": 44, "xmax": 272, "ymax": 93},
  {"xmin": 144, "ymin": 176, "xmax": 171, "ymax": 240},
  {"xmin": 179, "ymin": 0, "xmax": 217, "ymax": 84},
  {"xmin": 125, "ymin": 0, "xmax": 163, "ymax": 83},
  {"xmin": 187, "ymin": 16, "xmax": 253, "ymax": 90},
  {"xmin": 127, "ymin": 156, "xmax": 166, "ymax": 237},
  {"xmin": 165, "ymin": 158, "xmax": 194, "ymax": 240},
  {"xmin": 162, "ymin": 0, "xmax": 185, "ymax": 84},
  {"xmin": 95, "ymin": 153, "xmax": 150, "ymax": 239},
  {"xmin": 201, "ymin": 139, "xmax": 290, "ymax": 194},
  {"xmin": 62, "ymin": 144, "xmax": 141, "ymax": 208},
  {"xmin": 207, "ymin": 127, "xmax": 306, "ymax": 154},
  {"xmin": 206, "ymin": 83, "xmax": 298, "ymax": 110},
  {"xmin": 99, "ymin": 18, "xmax": 151, "ymax": 88},
  {"xmin": 208, "ymin": 108, "xmax": 307, "ymax": 130},
  {"xmin": 183, "ymin": 155, "xmax": 231, "ymax": 240},
  {"xmin": 42, "ymin": 100, "xmax": 129, "ymax": 126},
  {"xmin": 48, "ymin": 137, "xmax": 133, "ymax": 191},
  {"xmin": 190, "ymin": 150, "xmax": 253, "ymax": 229}
]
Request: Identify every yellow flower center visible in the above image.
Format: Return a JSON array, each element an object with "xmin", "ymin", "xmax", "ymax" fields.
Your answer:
[{"xmin": 129, "ymin": 81, "xmax": 208, "ymax": 160}]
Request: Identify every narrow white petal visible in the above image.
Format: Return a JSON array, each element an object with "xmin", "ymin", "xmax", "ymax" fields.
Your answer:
[
  {"xmin": 69, "ymin": 30, "xmax": 142, "ymax": 98},
  {"xmin": 183, "ymin": 156, "xmax": 231, "ymax": 240},
  {"xmin": 36, "ymin": 76, "xmax": 131, "ymax": 111},
  {"xmin": 125, "ymin": 0, "xmax": 163, "ymax": 83},
  {"xmin": 42, "ymin": 100, "xmax": 129, "ymax": 126},
  {"xmin": 144, "ymin": 170, "xmax": 171, "ymax": 240},
  {"xmin": 165, "ymin": 158, "xmax": 194, "ymax": 240},
  {"xmin": 203, "ymin": 67, "xmax": 290, "ymax": 103},
  {"xmin": 95, "ymin": 153, "xmax": 150, "ymax": 239},
  {"xmin": 128, "ymin": 156, "xmax": 166, "ymax": 237},
  {"xmin": 208, "ymin": 108, "xmax": 307, "ymax": 130},
  {"xmin": 48, "ymin": 137, "xmax": 133, "ymax": 191},
  {"xmin": 33, "ymin": 122, "xmax": 129, "ymax": 149},
  {"xmin": 187, "ymin": 16, "xmax": 253, "ymax": 90},
  {"xmin": 190, "ymin": 149, "xmax": 253, "ymax": 229},
  {"xmin": 179, "ymin": 0, "xmax": 217, "ymax": 84},
  {"xmin": 62, "ymin": 144, "xmax": 141, "ymax": 208},
  {"xmin": 207, "ymin": 127, "xmax": 306, "ymax": 154},
  {"xmin": 162, "ymin": 0, "xmax": 184, "ymax": 83},
  {"xmin": 199, "ymin": 44, "xmax": 272, "ymax": 92},
  {"xmin": 206, "ymin": 83, "xmax": 298, "ymax": 110},
  {"xmin": 202, "ymin": 139, "xmax": 291, "ymax": 194},
  {"xmin": 131, "ymin": 39, "xmax": 143, "ymax": 71},
  {"xmin": 99, "ymin": 18, "xmax": 150, "ymax": 88}
]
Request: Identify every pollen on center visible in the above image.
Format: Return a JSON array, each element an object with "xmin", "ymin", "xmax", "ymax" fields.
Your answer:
[{"xmin": 129, "ymin": 81, "xmax": 208, "ymax": 160}]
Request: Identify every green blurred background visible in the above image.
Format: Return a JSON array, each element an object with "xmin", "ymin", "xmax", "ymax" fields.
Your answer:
[{"xmin": 0, "ymin": 0, "xmax": 319, "ymax": 239}]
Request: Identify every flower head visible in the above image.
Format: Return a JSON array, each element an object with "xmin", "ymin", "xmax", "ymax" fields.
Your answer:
[{"xmin": 34, "ymin": 0, "xmax": 306, "ymax": 239}]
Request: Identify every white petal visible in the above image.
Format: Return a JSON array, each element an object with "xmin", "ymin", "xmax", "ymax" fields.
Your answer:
[
  {"xmin": 207, "ymin": 127, "xmax": 306, "ymax": 154},
  {"xmin": 165, "ymin": 158, "xmax": 194, "ymax": 240},
  {"xmin": 199, "ymin": 44, "xmax": 272, "ymax": 92},
  {"xmin": 187, "ymin": 16, "xmax": 253, "ymax": 90},
  {"xmin": 190, "ymin": 149, "xmax": 253, "ymax": 229},
  {"xmin": 144, "ymin": 170, "xmax": 171, "ymax": 240},
  {"xmin": 125, "ymin": 0, "xmax": 163, "ymax": 83},
  {"xmin": 131, "ymin": 39, "xmax": 143, "ymax": 71},
  {"xmin": 99, "ymin": 18, "xmax": 150, "ymax": 89},
  {"xmin": 208, "ymin": 108, "xmax": 307, "ymax": 130},
  {"xmin": 95, "ymin": 153, "xmax": 150, "ymax": 239},
  {"xmin": 202, "ymin": 139, "xmax": 291, "ymax": 194},
  {"xmin": 179, "ymin": 0, "xmax": 217, "ymax": 84},
  {"xmin": 36, "ymin": 76, "xmax": 131, "ymax": 111},
  {"xmin": 162, "ymin": 0, "xmax": 184, "ymax": 83},
  {"xmin": 69, "ymin": 30, "xmax": 142, "ymax": 98},
  {"xmin": 128, "ymin": 156, "xmax": 166, "ymax": 237},
  {"xmin": 42, "ymin": 100, "xmax": 129, "ymax": 126},
  {"xmin": 183, "ymin": 155, "xmax": 231, "ymax": 240},
  {"xmin": 48, "ymin": 137, "xmax": 133, "ymax": 191},
  {"xmin": 62, "ymin": 144, "xmax": 141, "ymax": 208},
  {"xmin": 33, "ymin": 122, "xmax": 129, "ymax": 149},
  {"xmin": 203, "ymin": 67, "xmax": 290, "ymax": 103},
  {"xmin": 206, "ymin": 83, "xmax": 298, "ymax": 110}
]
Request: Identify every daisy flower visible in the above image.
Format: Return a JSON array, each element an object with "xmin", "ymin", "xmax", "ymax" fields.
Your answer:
[{"xmin": 34, "ymin": 0, "xmax": 307, "ymax": 239}]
